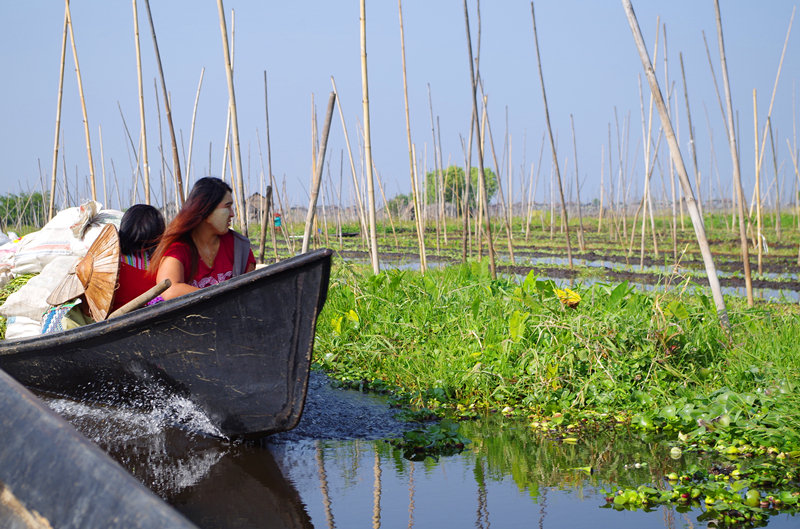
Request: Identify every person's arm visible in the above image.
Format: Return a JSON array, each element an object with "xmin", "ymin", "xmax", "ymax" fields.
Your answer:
[
  {"xmin": 156, "ymin": 256, "xmax": 199, "ymax": 300},
  {"xmin": 245, "ymin": 249, "xmax": 256, "ymax": 273}
]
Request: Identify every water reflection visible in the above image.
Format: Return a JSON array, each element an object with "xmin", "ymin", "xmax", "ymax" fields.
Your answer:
[{"xmin": 41, "ymin": 394, "xmax": 800, "ymax": 529}]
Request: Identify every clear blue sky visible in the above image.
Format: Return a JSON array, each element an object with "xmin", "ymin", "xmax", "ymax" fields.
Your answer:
[{"xmin": 0, "ymin": 1, "xmax": 798, "ymax": 212}]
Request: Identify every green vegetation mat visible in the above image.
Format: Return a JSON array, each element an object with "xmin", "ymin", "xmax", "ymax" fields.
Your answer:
[
  {"xmin": 315, "ymin": 260, "xmax": 800, "ymax": 454},
  {"xmin": 315, "ymin": 260, "xmax": 800, "ymax": 525}
]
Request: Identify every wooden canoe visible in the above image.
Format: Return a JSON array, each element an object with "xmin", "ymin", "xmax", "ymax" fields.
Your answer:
[
  {"xmin": 0, "ymin": 248, "xmax": 333, "ymax": 440},
  {"xmin": 0, "ymin": 366, "xmax": 198, "ymax": 528}
]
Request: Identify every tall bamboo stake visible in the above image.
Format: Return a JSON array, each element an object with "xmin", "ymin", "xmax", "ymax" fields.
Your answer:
[
  {"xmin": 65, "ymin": 0, "xmax": 96, "ymax": 202},
  {"xmin": 769, "ymin": 122, "xmax": 781, "ymax": 240},
  {"xmin": 427, "ymin": 84, "xmax": 443, "ymax": 252},
  {"xmin": 460, "ymin": 131, "xmax": 472, "ymax": 261},
  {"xmin": 330, "ymin": 78, "xmax": 369, "ymax": 252},
  {"xmin": 258, "ymin": 185, "xmax": 272, "ymax": 264},
  {"xmin": 374, "ymin": 167, "xmax": 399, "ymax": 251},
  {"xmin": 360, "ymin": 0, "xmax": 380, "ymax": 272},
  {"xmin": 398, "ymin": 0, "xmax": 426, "ymax": 273},
  {"xmin": 143, "ymin": 0, "xmax": 183, "ymax": 205},
  {"xmin": 437, "ymin": 116, "xmax": 447, "ymax": 243},
  {"xmin": 99, "ymin": 125, "xmax": 107, "ymax": 208},
  {"xmin": 216, "ymin": 1, "xmax": 248, "ymax": 237},
  {"xmin": 570, "ymin": 115, "xmax": 585, "ymax": 251},
  {"xmin": 754, "ymin": 92, "xmax": 764, "ymax": 276},
  {"xmin": 49, "ymin": 4, "xmax": 69, "ymax": 220},
  {"xmin": 186, "ymin": 68, "xmax": 205, "ymax": 194},
  {"xmin": 462, "ymin": 121, "xmax": 474, "ymax": 260},
  {"xmin": 481, "ymin": 94, "xmax": 516, "ymax": 264},
  {"xmin": 531, "ymin": 1, "xmax": 572, "ymax": 269},
  {"xmin": 714, "ymin": 0, "xmax": 753, "ymax": 306},
  {"xmin": 788, "ymin": 139, "xmax": 800, "ymax": 262},
  {"xmin": 131, "ymin": 0, "xmax": 150, "ymax": 204},
  {"xmin": 463, "ymin": 1, "xmax": 495, "ymax": 276},
  {"xmin": 598, "ymin": 145, "xmax": 605, "ymax": 233},
  {"xmin": 262, "ymin": 74, "xmax": 283, "ymax": 259},
  {"xmin": 302, "ymin": 93, "xmax": 336, "ymax": 253},
  {"xmin": 623, "ymin": 0, "xmax": 728, "ymax": 327}
]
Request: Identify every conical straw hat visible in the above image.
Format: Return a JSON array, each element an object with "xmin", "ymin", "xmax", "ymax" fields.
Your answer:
[
  {"xmin": 46, "ymin": 260, "xmax": 85, "ymax": 307},
  {"xmin": 75, "ymin": 224, "xmax": 121, "ymax": 321}
]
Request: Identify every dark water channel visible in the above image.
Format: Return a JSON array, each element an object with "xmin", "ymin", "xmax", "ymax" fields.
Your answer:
[{"xmin": 42, "ymin": 373, "xmax": 799, "ymax": 529}]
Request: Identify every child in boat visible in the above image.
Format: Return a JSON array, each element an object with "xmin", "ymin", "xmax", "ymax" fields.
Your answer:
[
  {"xmin": 109, "ymin": 204, "xmax": 166, "ymax": 313},
  {"xmin": 149, "ymin": 177, "xmax": 255, "ymax": 300}
]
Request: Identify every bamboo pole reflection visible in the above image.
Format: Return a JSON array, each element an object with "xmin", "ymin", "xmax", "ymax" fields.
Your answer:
[
  {"xmin": 315, "ymin": 440, "xmax": 335, "ymax": 529},
  {"xmin": 538, "ymin": 488, "xmax": 547, "ymax": 529},
  {"xmin": 372, "ymin": 448, "xmax": 382, "ymax": 529},
  {"xmin": 475, "ymin": 458, "xmax": 490, "ymax": 528},
  {"xmin": 407, "ymin": 461, "xmax": 415, "ymax": 529}
]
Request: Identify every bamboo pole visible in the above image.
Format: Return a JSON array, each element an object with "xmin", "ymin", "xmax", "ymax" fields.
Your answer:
[
  {"xmin": 143, "ymin": 0, "xmax": 184, "ymax": 205},
  {"xmin": 437, "ymin": 116, "xmax": 447, "ymax": 243},
  {"xmin": 65, "ymin": 0, "xmax": 96, "ymax": 202},
  {"xmin": 398, "ymin": 0, "xmax": 426, "ymax": 273},
  {"xmin": 374, "ymin": 166, "xmax": 399, "ymax": 251},
  {"xmin": 427, "ymin": 85, "xmax": 442, "ymax": 252},
  {"xmin": 99, "ymin": 125, "xmax": 107, "ymax": 208},
  {"xmin": 152, "ymin": 81, "xmax": 164, "ymax": 212},
  {"xmin": 768, "ymin": 121, "xmax": 781, "ymax": 241},
  {"xmin": 570, "ymin": 115, "xmax": 585, "ymax": 251},
  {"xmin": 788, "ymin": 139, "xmax": 800, "ymax": 262},
  {"xmin": 330, "ymin": 77, "xmax": 369, "ymax": 251},
  {"xmin": 258, "ymin": 185, "xmax": 272, "ymax": 264},
  {"xmin": 531, "ymin": 1, "xmax": 572, "ymax": 269},
  {"xmin": 527, "ymin": 133, "xmax": 545, "ymax": 240},
  {"xmin": 321, "ymin": 164, "xmax": 330, "ymax": 248},
  {"xmin": 754, "ymin": 91, "xmax": 764, "ymax": 276},
  {"xmin": 460, "ymin": 131, "xmax": 472, "ymax": 261},
  {"xmin": 260, "ymin": 78, "xmax": 291, "ymax": 255},
  {"xmin": 481, "ymin": 94, "xmax": 516, "ymax": 264},
  {"xmin": 462, "ymin": 126, "xmax": 474, "ymax": 260},
  {"xmin": 714, "ymin": 0, "xmax": 753, "ymax": 306},
  {"xmin": 598, "ymin": 145, "xmax": 605, "ymax": 233},
  {"xmin": 261, "ymin": 75, "xmax": 281, "ymax": 260},
  {"xmin": 302, "ymin": 93, "xmax": 336, "ymax": 253},
  {"xmin": 463, "ymin": 1, "xmax": 496, "ymax": 276},
  {"xmin": 49, "ymin": 4, "xmax": 69, "ymax": 220},
  {"xmin": 131, "ymin": 0, "xmax": 150, "ymax": 204},
  {"xmin": 622, "ymin": 0, "xmax": 728, "ymax": 327},
  {"xmin": 186, "ymin": 68, "xmax": 205, "ymax": 194},
  {"xmin": 216, "ymin": 1, "xmax": 248, "ymax": 237},
  {"xmin": 360, "ymin": 0, "xmax": 380, "ymax": 273}
]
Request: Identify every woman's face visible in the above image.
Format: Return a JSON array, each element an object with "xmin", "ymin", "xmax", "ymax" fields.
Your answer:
[{"xmin": 206, "ymin": 191, "xmax": 234, "ymax": 235}]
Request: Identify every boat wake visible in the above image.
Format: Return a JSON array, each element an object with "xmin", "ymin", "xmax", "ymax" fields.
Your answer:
[
  {"xmin": 44, "ymin": 391, "xmax": 224, "ymax": 443},
  {"xmin": 41, "ymin": 390, "xmax": 230, "ymax": 498}
]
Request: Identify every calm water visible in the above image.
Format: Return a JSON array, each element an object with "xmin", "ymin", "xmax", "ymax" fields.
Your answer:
[{"xmin": 43, "ymin": 388, "xmax": 800, "ymax": 529}]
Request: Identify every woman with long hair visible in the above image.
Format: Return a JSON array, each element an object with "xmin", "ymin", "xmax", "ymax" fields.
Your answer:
[
  {"xmin": 109, "ymin": 204, "xmax": 165, "ymax": 312},
  {"xmin": 150, "ymin": 177, "xmax": 255, "ymax": 300}
]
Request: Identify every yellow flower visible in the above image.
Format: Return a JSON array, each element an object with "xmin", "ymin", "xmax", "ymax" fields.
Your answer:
[{"xmin": 555, "ymin": 288, "xmax": 581, "ymax": 308}]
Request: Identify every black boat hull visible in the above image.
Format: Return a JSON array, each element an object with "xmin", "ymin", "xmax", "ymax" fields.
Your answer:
[{"xmin": 0, "ymin": 249, "xmax": 333, "ymax": 439}]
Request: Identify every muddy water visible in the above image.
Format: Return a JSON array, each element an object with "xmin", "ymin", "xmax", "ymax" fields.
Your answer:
[{"xmin": 42, "ymin": 374, "xmax": 799, "ymax": 529}]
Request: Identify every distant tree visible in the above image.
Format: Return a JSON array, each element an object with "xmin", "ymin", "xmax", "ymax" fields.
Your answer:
[
  {"xmin": 0, "ymin": 191, "xmax": 48, "ymax": 232},
  {"xmin": 425, "ymin": 165, "xmax": 497, "ymax": 211},
  {"xmin": 384, "ymin": 192, "xmax": 412, "ymax": 216}
]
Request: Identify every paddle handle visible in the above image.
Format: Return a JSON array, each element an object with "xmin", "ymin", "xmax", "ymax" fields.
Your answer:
[{"xmin": 108, "ymin": 279, "xmax": 171, "ymax": 319}]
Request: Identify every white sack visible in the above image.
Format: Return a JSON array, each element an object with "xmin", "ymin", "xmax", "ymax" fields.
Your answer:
[
  {"xmin": 0, "ymin": 256, "xmax": 80, "ymax": 323},
  {"xmin": 5, "ymin": 316, "xmax": 41, "ymax": 340}
]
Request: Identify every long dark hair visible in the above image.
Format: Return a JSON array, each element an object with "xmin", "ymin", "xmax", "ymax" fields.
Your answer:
[
  {"xmin": 149, "ymin": 177, "xmax": 232, "ymax": 280},
  {"xmin": 119, "ymin": 204, "xmax": 165, "ymax": 256}
]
